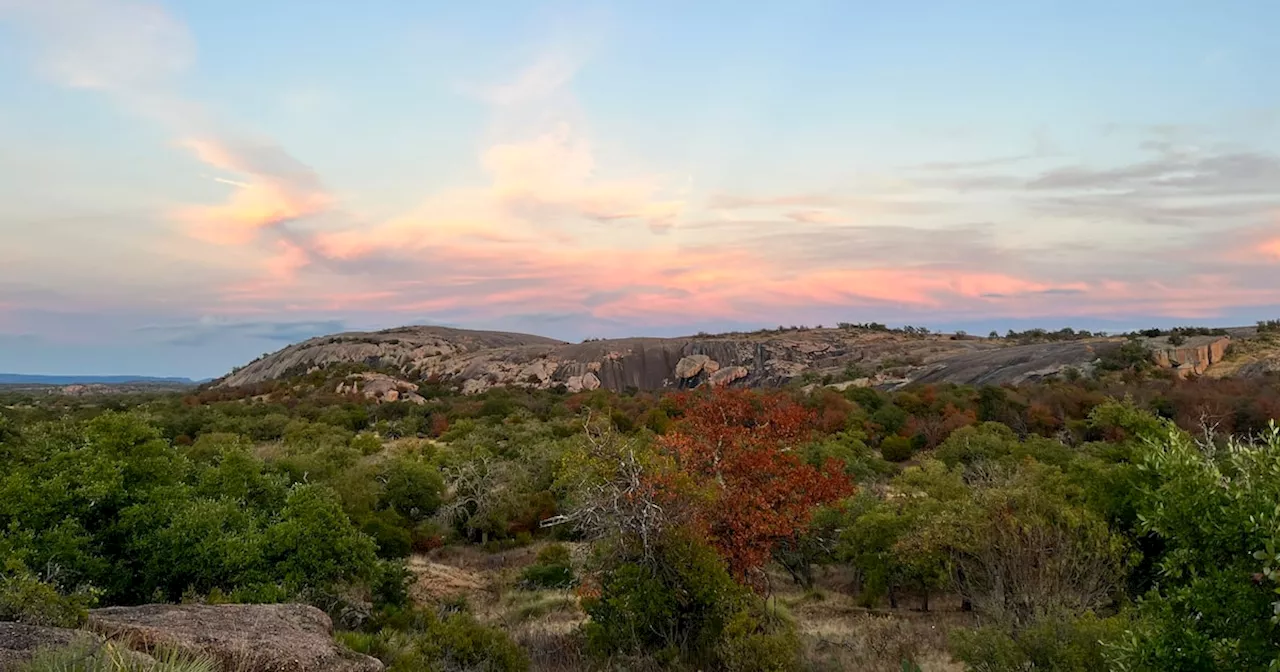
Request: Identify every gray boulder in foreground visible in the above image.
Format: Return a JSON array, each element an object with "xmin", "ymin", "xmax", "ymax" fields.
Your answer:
[
  {"xmin": 87, "ymin": 603, "xmax": 383, "ymax": 672},
  {"xmin": 1, "ymin": 622, "xmax": 94, "ymax": 670}
]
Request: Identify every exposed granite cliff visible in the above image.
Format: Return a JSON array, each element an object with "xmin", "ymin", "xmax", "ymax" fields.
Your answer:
[
  {"xmin": 215, "ymin": 325, "xmax": 1139, "ymax": 394},
  {"xmin": 1147, "ymin": 335, "xmax": 1231, "ymax": 377}
]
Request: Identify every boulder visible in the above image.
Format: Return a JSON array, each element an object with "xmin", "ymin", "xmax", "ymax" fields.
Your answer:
[
  {"xmin": 709, "ymin": 365, "xmax": 749, "ymax": 387},
  {"xmin": 581, "ymin": 372, "xmax": 601, "ymax": 391},
  {"xmin": 402, "ymin": 391, "xmax": 427, "ymax": 405},
  {"xmin": 86, "ymin": 604, "xmax": 383, "ymax": 672},
  {"xmin": 1149, "ymin": 336, "xmax": 1231, "ymax": 378},
  {"xmin": 675, "ymin": 354, "xmax": 711, "ymax": 379},
  {"xmin": 0, "ymin": 622, "xmax": 104, "ymax": 670}
]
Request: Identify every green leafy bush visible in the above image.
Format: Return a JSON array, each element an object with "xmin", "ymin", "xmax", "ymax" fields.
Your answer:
[
  {"xmin": 342, "ymin": 605, "xmax": 529, "ymax": 672},
  {"xmin": 583, "ymin": 532, "xmax": 798, "ymax": 668},
  {"xmin": 520, "ymin": 543, "xmax": 575, "ymax": 588},
  {"xmin": 584, "ymin": 534, "xmax": 743, "ymax": 661},
  {"xmin": 264, "ymin": 484, "xmax": 380, "ymax": 590},
  {"xmin": 0, "ymin": 561, "xmax": 95, "ymax": 627},
  {"xmin": 949, "ymin": 613, "xmax": 1128, "ymax": 672},
  {"xmin": 1105, "ymin": 425, "xmax": 1280, "ymax": 671},
  {"xmin": 381, "ymin": 456, "xmax": 444, "ymax": 521},
  {"xmin": 878, "ymin": 435, "xmax": 914, "ymax": 463},
  {"xmin": 717, "ymin": 602, "xmax": 802, "ymax": 672}
]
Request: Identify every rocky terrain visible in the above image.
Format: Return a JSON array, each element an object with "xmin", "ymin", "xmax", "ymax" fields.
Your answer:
[
  {"xmin": 0, "ymin": 604, "xmax": 383, "ymax": 672},
  {"xmin": 0, "ymin": 381, "xmax": 198, "ymax": 396},
  {"xmin": 211, "ymin": 323, "xmax": 1276, "ymax": 396}
]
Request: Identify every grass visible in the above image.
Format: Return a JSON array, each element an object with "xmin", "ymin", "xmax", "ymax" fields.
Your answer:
[{"xmin": 20, "ymin": 641, "xmax": 218, "ymax": 672}]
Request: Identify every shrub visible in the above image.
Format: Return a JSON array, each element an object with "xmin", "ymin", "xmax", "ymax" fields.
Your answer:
[
  {"xmin": 430, "ymin": 611, "xmax": 530, "ymax": 671},
  {"xmin": 351, "ymin": 432, "xmax": 383, "ymax": 456},
  {"xmin": 934, "ymin": 422, "xmax": 1018, "ymax": 467},
  {"xmin": 0, "ymin": 562, "xmax": 95, "ymax": 627},
  {"xmin": 949, "ymin": 613, "xmax": 1128, "ymax": 672},
  {"xmin": 343, "ymin": 606, "xmax": 529, "ymax": 672},
  {"xmin": 264, "ymin": 484, "xmax": 379, "ymax": 591},
  {"xmin": 359, "ymin": 509, "xmax": 414, "ymax": 559},
  {"xmin": 581, "ymin": 532, "xmax": 797, "ymax": 669},
  {"xmin": 717, "ymin": 602, "xmax": 802, "ymax": 672},
  {"xmin": 381, "ymin": 457, "xmax": 444, "ymax": 521},
  {"xmin": 521, "ymin": 544, "xmax": 575, "ymax": 588},
  {"xmin": 583, "ymin": 534, "xmax": 745, "ymax": 662},
  {"xmin": 878, "ymin": 436, "xmax": 914, "ymax": 463}
]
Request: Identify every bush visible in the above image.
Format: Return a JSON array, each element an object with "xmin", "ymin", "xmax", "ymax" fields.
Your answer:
[
  {"xmin": 520, "ymin": 544, "xmax": 575, "ymax": 588},
  {"xmin": 351, "ymin": 432, "xmax": 383, "ymax": 456},
  {"xmin": 343, "ymin": 606, "xmax": 529, "ymax": 672},
  {"xmin": 949, "ymin": 613, "xmax": 1128, "ymax": 672},
  {"xmin": 582, "ymin": 532, "xmax": 797, "ymax": 669},
  {"xmin": 717, "ymin": 602, "xmax": 802, "ymax": 672},
  {"xmin": 584, "ymin": 534, "xmax": 744, "ymax": 662},
  {"xmin": 359, "ymin": 509, "xmax": 414, "ymax": 559},
  {"xmin": 381, "ymin": 457, "xmax": 444, "ymax": 521},
  {"xmin": 934, "ymin": 422, "xmax": 1018, "ymax": 467},
  {"xmin": 878, "ymin": 436, "xmax": 914, "ymax": 463},
  {"xmin": 264, "ymin": 484, "xmax": 379, "ymax": 591},
  {"xmin": 0, "ymin": 562, "xmax": 95, "ymax": 627}
]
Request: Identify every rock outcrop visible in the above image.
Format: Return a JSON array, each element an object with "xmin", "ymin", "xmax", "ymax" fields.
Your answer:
[
  {"xmin": 87, "ymin": 603, "xmax": 383, "ymax": 672},
  {"xmin": 335, "ymin": 372, "xmax": 426, "ymax": 404},
  {"xmin": 1148, "ymin": 335, "xmax": 1230, "ymax": 377},
  {"xmin": 0, "ymin": 622, "xmax": 108, "ymax": 670},
  {"xmin": 213, "ymin": 324, "xmax": 1270, "ymax": 395}
]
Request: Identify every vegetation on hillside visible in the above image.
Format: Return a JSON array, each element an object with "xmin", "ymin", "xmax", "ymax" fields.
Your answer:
[{"xmin": 3, "ymin": 361, "xmax": 1280, "ymax": 670}]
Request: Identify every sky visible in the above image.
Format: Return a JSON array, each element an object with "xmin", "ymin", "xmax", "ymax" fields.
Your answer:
[{"xmin": 1, "ymin": 0, "xmax": 1279, "ymax": 378}]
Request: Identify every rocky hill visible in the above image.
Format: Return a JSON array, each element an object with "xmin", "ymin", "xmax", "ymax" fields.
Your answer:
[
  {"xmin": 212, "ymin": 323, "xmax": 1274, "ymax": 396},
  {"xmin": 207, "ymin": 325, "xmax": 1146, "ymax": 395}
]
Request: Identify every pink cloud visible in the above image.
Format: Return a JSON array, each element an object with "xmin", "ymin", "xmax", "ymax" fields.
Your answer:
[
  {"xmin": 786, "ymin": 210, "xmax": 845, "ymax": 224},
  {"xmin": 175, "ymin": 138, "xmax": 333, "ymax": 246}
]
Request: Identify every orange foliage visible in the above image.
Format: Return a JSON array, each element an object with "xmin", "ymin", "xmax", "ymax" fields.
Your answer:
[
  {"xmin": 658, "ymin": 388, "xmax": 853, "ymax": 580},
  {"xmin": 810, "ymin": 389, "xmax": 855, "ymax": 433},
  {"xmin": 429, "ymin": 414, "xmax": 450, "ymax": 437},
  {"xmin": 905, "ymin": 403, "xmax": 976, "ymax": 448},
  {"xmin": 1026, "ymin": 401, "xmax": 1062, "ymax": 436}
]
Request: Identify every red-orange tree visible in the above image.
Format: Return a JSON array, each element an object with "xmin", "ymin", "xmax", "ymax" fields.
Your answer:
[{"xmin": 659, "ymin": 387, "xmax": 853, "ymax": 580}]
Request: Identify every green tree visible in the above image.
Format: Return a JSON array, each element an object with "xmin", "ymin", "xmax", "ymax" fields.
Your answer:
[
  {"xmin": 265, "ymin": 484, "xmax": 379, "ymax": 592},
  {"xmin": 1108, "ymin": 424, "xmax": 1280, "ymax": 671},
  {"xmin": 381, "ymin": 456, "xmax": 444, "ymax": 521}
]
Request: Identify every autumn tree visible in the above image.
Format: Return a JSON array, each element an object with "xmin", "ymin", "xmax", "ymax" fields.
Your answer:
[{"xmin": 660, "ymin": 388, "xmax": 853, "ymax": 580}]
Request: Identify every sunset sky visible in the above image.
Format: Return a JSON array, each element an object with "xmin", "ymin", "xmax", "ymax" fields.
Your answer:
[{"xmin": 1, "ymin": 0, "xmax": 1279, "ymax": 377}]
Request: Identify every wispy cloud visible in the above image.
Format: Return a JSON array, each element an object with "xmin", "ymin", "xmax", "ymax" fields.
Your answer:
[
  {"xmin": 176, "ymin": 138, "xmax": 333, "ymax": 245},
  {"xmin": 4, "ymin": 1, "xmax": 1280, "ymax": 352},
  {"xmin": 1, "ymin": 0, "xmax": 334, "ymax": 272},
  {"xmin": 136, "ymin": 317, "xmax": 349, "ymax": 347}
]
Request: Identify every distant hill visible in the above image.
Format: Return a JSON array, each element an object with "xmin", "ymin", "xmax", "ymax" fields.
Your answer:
[
  {"xmin": 214, "ymin": 323, "xmax": 1273, "ymax": 396},
  {"xmin": 212, "ymin": 324, "xmax": 1130, "ymax": 395},
  {"xmin": 0, "ymin": 374, "xmax": 200, "ymax": 385}
]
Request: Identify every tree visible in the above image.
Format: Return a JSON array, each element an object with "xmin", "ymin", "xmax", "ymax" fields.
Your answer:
[
  {"xmin": 1108, "ymin": 422, "xmax": 1280, "ymax": 671},
  {"xmin": 265, "ymin": 484, "xmax": 379, "ymax": 591},
  {"xmin": 660, "ymin": 388, "xmax": 853, "ymax": 581},
  {"xmin": 918, "ymin": 460, "xmax": 1129, "ymax": 627},
  {"xmin": 382, "ymin": 456, "xmax": 444, "ymax": 521}
]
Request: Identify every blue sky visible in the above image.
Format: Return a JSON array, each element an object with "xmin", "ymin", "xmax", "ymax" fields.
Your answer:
[{"xmin": 1, "ymin": 0, "xmax": 1278, "ymax": 378}]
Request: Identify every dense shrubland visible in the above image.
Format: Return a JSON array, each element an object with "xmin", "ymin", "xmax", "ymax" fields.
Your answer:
[{"xmin": 3, "ymin": 366, "xmax": 1280, "ymax": 670}]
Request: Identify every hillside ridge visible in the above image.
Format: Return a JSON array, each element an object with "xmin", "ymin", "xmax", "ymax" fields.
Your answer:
[{"xmin": 212, "ymin": 323, "xmax": 1271, "ymax": 395}]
